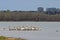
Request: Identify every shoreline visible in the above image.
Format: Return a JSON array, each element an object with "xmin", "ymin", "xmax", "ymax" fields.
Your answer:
[
  {"xmin": 0, "ymin": 21, "xmax": 60, "ymax": 22},
  {"xmin": 0, "ymin": 36, "xmax": 27, "ymax": 40}
]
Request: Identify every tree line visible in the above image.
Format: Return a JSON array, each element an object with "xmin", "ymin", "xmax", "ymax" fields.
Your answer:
[{"xmin": 0, "ymin": 11, "xmax": 60, "ymax": 21}]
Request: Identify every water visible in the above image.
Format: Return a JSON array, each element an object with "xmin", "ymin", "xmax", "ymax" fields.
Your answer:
[{"xmin": 0, "ymin": 22, "xmax": 60, "ymax": 40}]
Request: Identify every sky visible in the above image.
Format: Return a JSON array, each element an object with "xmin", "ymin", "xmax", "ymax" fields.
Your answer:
[{"xmin": 0, "ymin": 0, "xmax": 60, "ymax": 11}]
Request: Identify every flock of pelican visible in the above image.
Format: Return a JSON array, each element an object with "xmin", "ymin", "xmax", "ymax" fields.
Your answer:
[{"xmin": 0, "ymin": 26, "xmax": 40, "ymax": 31}]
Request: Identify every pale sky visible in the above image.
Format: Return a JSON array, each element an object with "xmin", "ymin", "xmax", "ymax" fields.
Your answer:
[{"xmin": 0, "ymin": 0, "xmax": 60, "ymax": 11}]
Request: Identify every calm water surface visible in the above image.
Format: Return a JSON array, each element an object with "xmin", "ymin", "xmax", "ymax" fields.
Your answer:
[{"xmin": 0, "ymin": 22, "xmax": 60, "ymax": 40}]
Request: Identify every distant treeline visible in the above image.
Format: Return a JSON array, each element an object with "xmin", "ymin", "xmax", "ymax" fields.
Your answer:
[{"xmin": 0, "ymin": 10, "xmax": 60, "ymax": 21}]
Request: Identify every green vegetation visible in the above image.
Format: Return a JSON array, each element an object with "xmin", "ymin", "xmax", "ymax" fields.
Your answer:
[
  {"xmin": 0, "ymin": 36, "xmax": 27, "ymax": 40},
  {"xmin": 0, "ymin": 36, "xmax": 6, "ymax": 40},
  {"xmin": 0, "ymin": 11, "xmax": 60, "ymax": 21}
]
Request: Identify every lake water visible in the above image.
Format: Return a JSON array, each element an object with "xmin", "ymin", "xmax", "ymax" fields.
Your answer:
[{"xmin": 0, "ymin": 22, "xmax": 60, "ymax": 40}]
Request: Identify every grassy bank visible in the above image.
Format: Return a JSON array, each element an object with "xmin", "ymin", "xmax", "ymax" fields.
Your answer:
[{"xmin": 0, "ymin": 36, "xmax": 27, "ymax": 40}]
